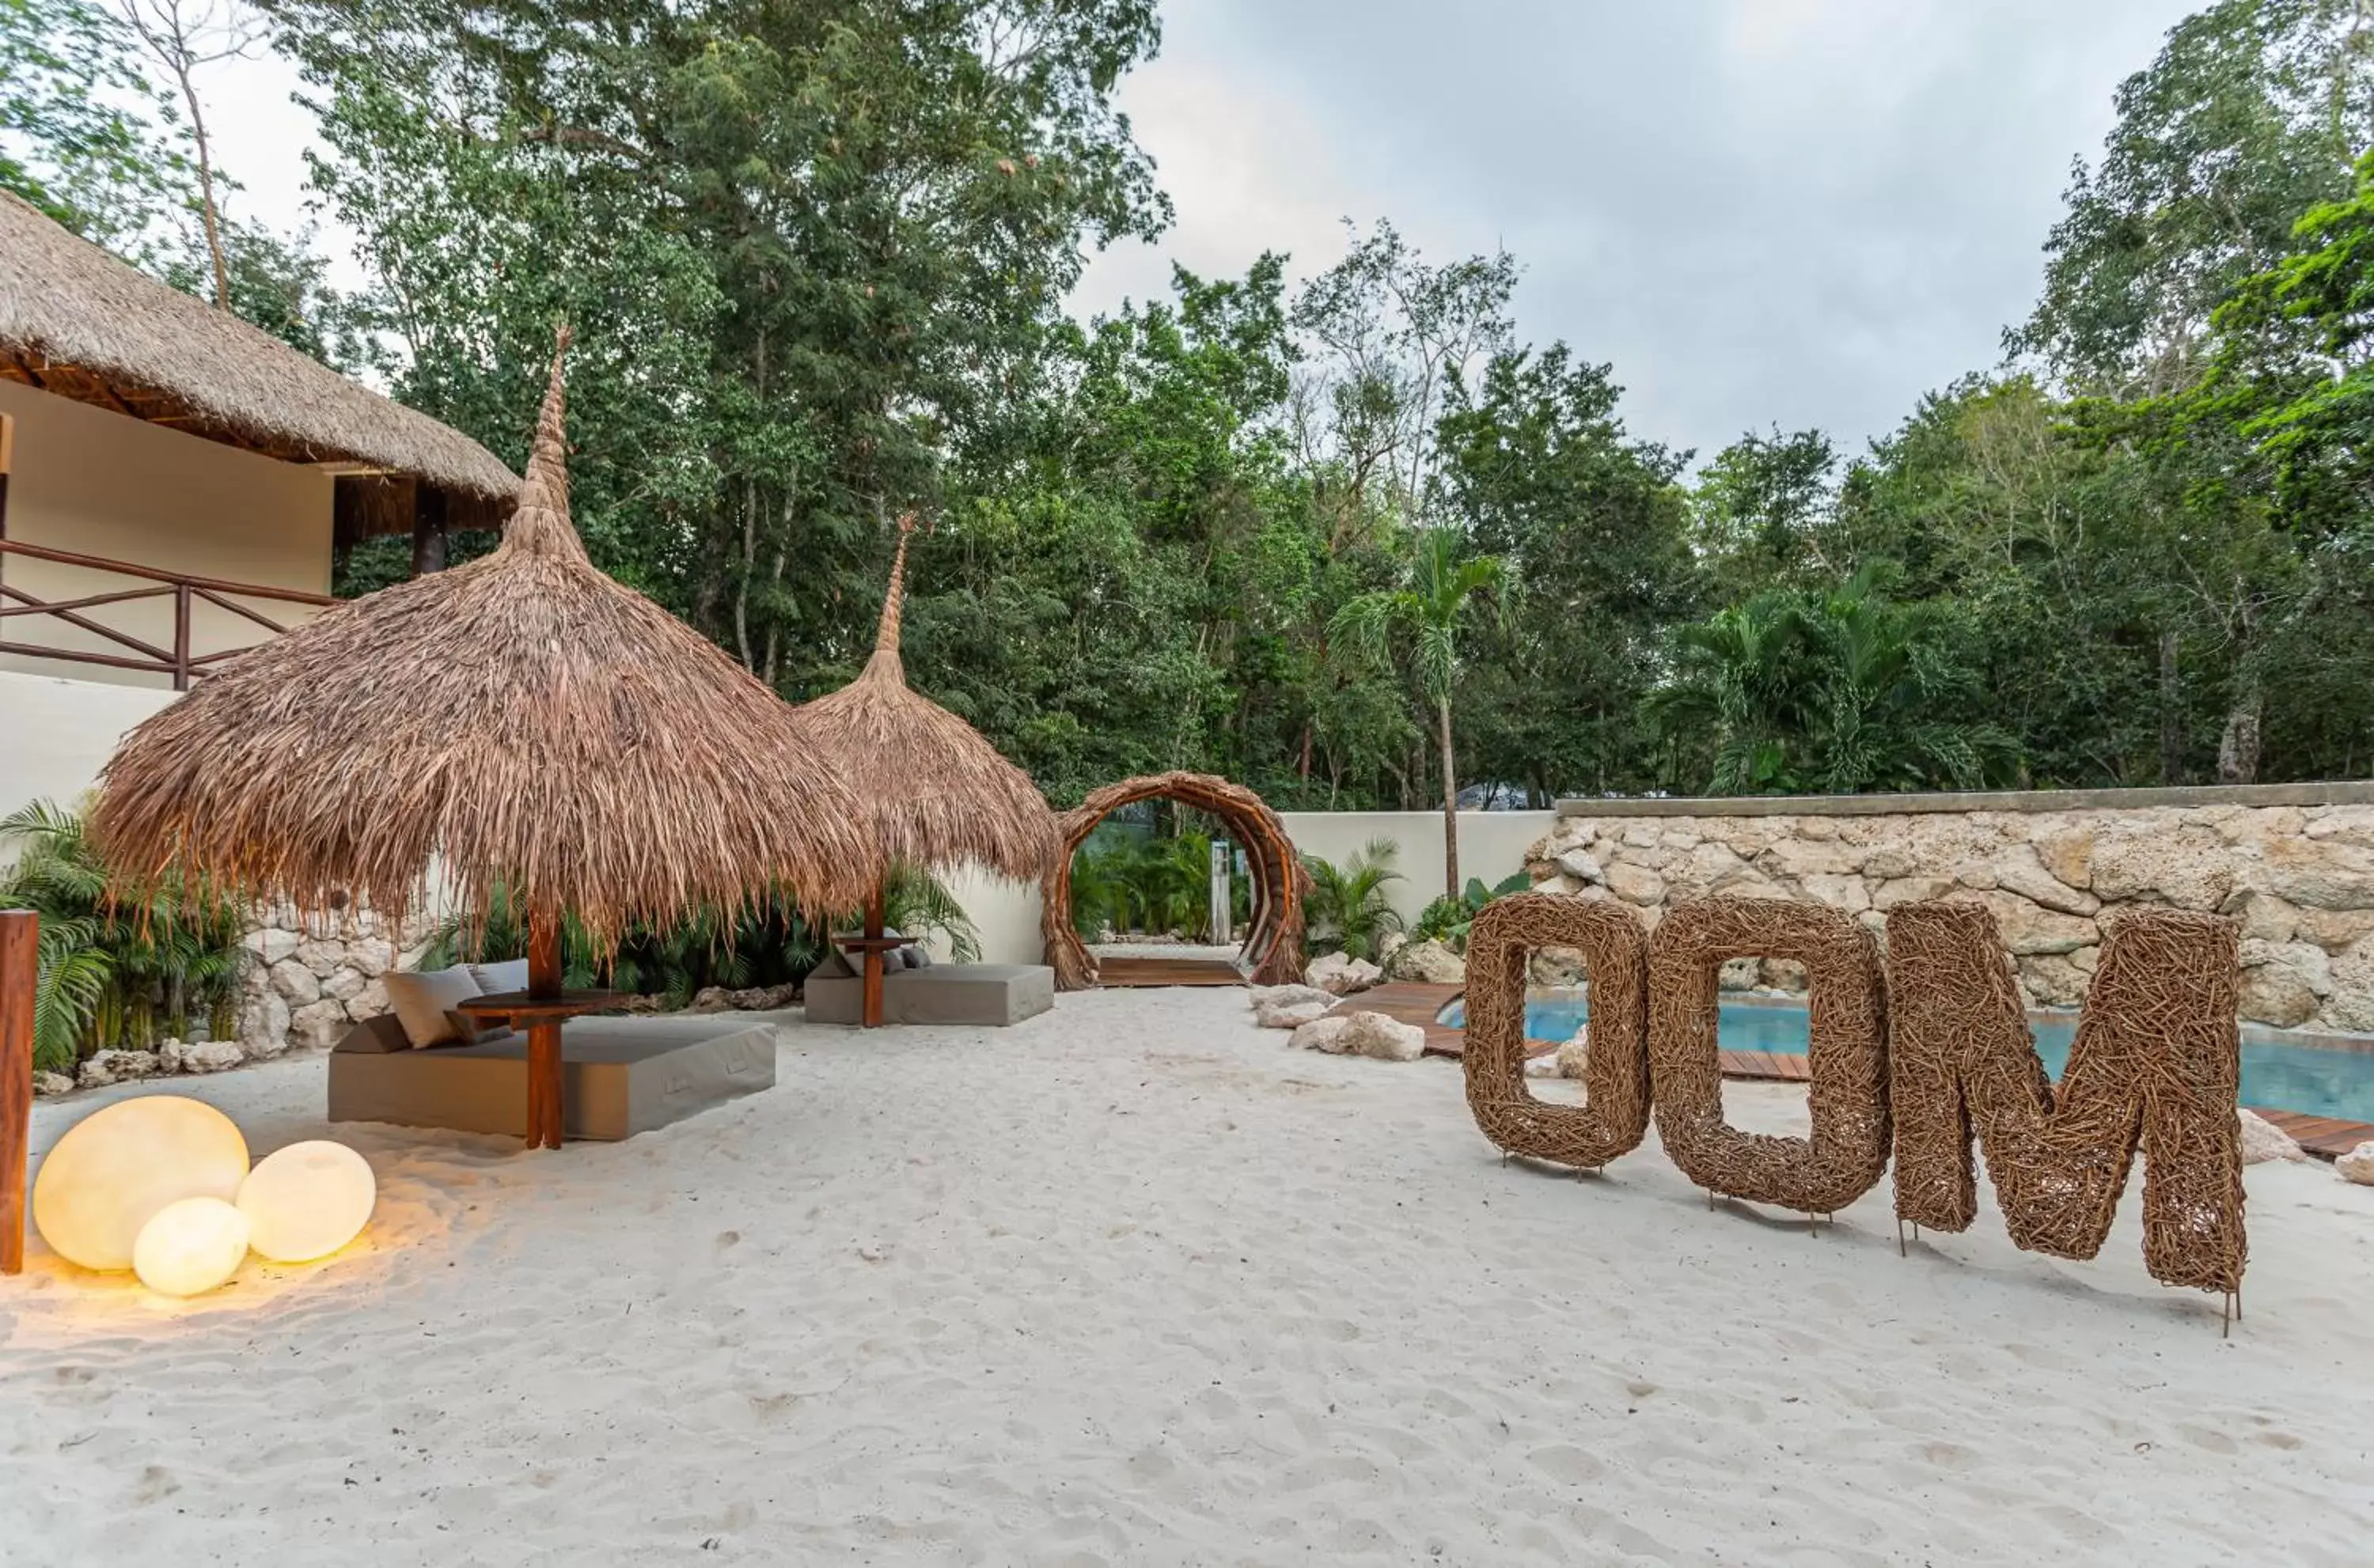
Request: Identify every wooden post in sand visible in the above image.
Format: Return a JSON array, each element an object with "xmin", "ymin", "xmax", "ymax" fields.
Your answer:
[
  {"xmin": 1, "ymin": 910, "xmax": 36, "ymax": 1274},
  {"xmin": 525, "ymin": 910, "xmax": 564, "ymax": 1151}
]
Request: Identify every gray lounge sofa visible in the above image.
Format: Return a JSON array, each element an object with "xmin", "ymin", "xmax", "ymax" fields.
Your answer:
[
  {"xmin": 328, "ymin": 1011, "xmax": 777, "ymax": 1141},
  {"xmin": 802, "ymin": 961, "xmax": 1056, "ymax": 1026}
]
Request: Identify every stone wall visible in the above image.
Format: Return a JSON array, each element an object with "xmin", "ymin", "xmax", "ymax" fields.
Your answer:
[
  {"xmin": 1526, "ymin": 796, "xmax": 2374, "ymax": 1034},
  {"xmin": 237, "ymin": 904, "xmax": 438, "ymax": 1058}
]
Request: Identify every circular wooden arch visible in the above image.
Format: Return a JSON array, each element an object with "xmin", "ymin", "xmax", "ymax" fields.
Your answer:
[{"xmin": 1040, "ymin": 771, "xmax": 1310, "ymax": 991}]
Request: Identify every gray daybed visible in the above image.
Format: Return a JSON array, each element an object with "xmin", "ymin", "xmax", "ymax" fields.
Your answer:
[
  {"xmin": 328, "ymin": 1009, "xmax": 776, "ymax": 1142},
  {"xmin": 802, "ymin": 946, "xmax": 1055, "ymax": 1027}
]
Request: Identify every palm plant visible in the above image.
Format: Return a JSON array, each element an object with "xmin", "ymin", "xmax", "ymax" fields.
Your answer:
[
  {"xmin": 1652, "ymin": 564, "xmax": 2018, "ymax": 796},
  {"xmin": 1330, "ymin": 524, "xmax": 1508, "ymax": 896},
  {"xmin": 1302, "ymin": 838, "xmax": 1405, "ymax": 961},
  {"xmin": 0, "ymin": 797, "xmax": 249, "ymax": 1072}
]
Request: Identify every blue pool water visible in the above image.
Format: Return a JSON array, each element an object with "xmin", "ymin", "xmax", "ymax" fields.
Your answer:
[{"xmin": 1439, "ymin": 996, "xmax": 2374, "ymax": 1124}]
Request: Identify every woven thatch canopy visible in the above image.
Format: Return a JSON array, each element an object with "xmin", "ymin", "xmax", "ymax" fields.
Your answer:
[
  {"xmin": 90, "ymin": 329, "xmax": 878, "ymax": 942},
  {"xmin": 0, "ymin": 192, "xmax": 516, "ymax": 533},
  {"xmin": 787, "ymin": 521, "xmax": 1056, "ymax": 883}
]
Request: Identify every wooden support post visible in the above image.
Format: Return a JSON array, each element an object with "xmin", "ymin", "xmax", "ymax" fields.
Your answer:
[
  {"xmin": 525, "ymin": 910, "xmax": 563, "ymax": 1150},
  {"xmin": 411, "ymin": 483, "xmax": 449, "ymax": 577},
  {"xmin": 2, "ymin": 910, "xmax": 36, "ymax": 1274},
  {"xmin": 862, "ymin": 884, "xmax": 886, "ymax": 1029}
]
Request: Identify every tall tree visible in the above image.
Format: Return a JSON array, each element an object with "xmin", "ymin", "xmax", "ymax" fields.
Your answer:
[{"xmin": 1330, "ymin": 525, "xmax": 1506, "ymax": 894}]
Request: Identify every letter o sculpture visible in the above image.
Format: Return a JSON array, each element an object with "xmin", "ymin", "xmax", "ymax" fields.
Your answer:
[
  {"xmin": 1462, "ymin": 892, "xmax": 1652, "ymax": 1169},
  {"xmin": 1648, "ymin": 899, "xmax": 1890, "ymax": 1215}
]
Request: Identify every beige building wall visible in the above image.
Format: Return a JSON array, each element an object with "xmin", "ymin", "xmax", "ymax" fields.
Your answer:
[
  {"xmin": 0, "ymin": 379, "xmax": 333, "ymax": 688},
  {"xmin": 0, "ymin": 669, "xmax": 179, "ymax": 856}
]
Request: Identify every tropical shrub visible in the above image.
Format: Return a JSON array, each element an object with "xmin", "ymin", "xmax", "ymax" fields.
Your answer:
[
  {"xmin": 1302, "ymin": 838, "xmax": 1405, "ymax": 961},
  {"xmin": 1412, "ymin": 871, "xmax": 1531, "ymax": 953},
  {"xmin": 1070, "ymin": 832, "xmax": 1249, "ymax": 943},
  {"xmin": 0, "ymin": 797, "xmax": 249, "ymax": 1074}
]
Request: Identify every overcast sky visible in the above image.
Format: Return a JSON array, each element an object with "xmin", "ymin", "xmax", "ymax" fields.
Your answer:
[{"xmin": 203, "ymin": 0, "xmax": 2199, "ymax": 463}]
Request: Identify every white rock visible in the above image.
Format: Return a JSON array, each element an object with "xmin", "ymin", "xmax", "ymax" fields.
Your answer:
[
  {"xmin": 1250, "ymin": 983, "xmax": 1337, "ymax": 1011},
  {"xmin": 1389, "ymin": 938, "xmax": 1466, "ymax": 984},
  {"xmin": 269, "ymin": 957, "xmax": 324, "ymax": 1005},
  {"xmin": 174, "ymin": 1040, "xmax": 245, "ymax": 1075},
  {"xmin": 2338, "ymin": 1142, "xmax": 2374, "ymax": 1186},
  {"xmin": 1377, "ymin": 931, "xmax": 1409, "ymax": 968},
  {"xmin": 347, "ymin": 978, "xmax": 391, "ymax": 1020},
  {"xmin": 1305, "ymin": 952, "xmax": 1383, "ymax": 996},
  {"xmin": 1293, "ymin": 1010, "xmax": 1426, "ymax": 1062},
  {"xmin": 1718, "ymin": 957, "xmax": 1762, "ymax": 992},
  {"xmin": 32, "ymin": 1071, "xmax": 75, "ymax": 1097},
  {"xmin": 346, "ymin": 936, "xmax": 396, "ymax": 978},
  {"xmin": 2238, "ymin": 1109, "xmax": 2308, "ymax": 1165},
  {"xmin": 320, "ymin": 968, "xmax": 370, "ymax": 1004},
  {"xmin": 1601, "ymin": 862, "xmax": 1667, "ymax": 906},
  {"xmin": 1554, "ymin": 848, "xmax": 1603, "ymax": 883},
  {"xmin": 241, "ymin": 993, "xmax": 292, "ymax": 1057},
  {"xmin": 1524, "ymin": 1053, "xmax": 1564, "ymax": 1079},
  {"xmin": 1257, "ymin": 998, "xmax": 1337, "ymax": 1031},
  {"xmin": 78, "ymin": 1049, "xmax": 161, "ymax": 1089},
  {"xmin": 289, "ymin": 1000, "xmax": 349, "ymax": 1051},
  {"xmin": 294, "ymin": 938, "xmax": 348, "ymax": 979},
  {"xmin": 243, "ymin": 927, "xmax": 302, "ymax": 966},
  {"xmin": 1557, "ymin": 1030, "xmax": 1591, "ymax": 1080},
  {"xmin": 1993, "ymin": 844, "xmax": 2101, "ymax": 917}
]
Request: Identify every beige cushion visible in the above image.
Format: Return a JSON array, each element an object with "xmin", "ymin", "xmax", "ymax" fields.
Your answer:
[
  {"xmin": 383, "ymin": 964, "xmax": 484, "ymax": 1048},
  {"xmin": 812, "ymin": 948, "xmax": 855, "ymax": 981},
  {"xmin": 469, "ymin": 958, "xmax": 531, "ymax": 996}
]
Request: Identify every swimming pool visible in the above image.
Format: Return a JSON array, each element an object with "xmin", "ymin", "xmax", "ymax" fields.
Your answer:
[{"xmin": 1437, "ymin": 994, "xmax": 2374, "ymax": 1124}]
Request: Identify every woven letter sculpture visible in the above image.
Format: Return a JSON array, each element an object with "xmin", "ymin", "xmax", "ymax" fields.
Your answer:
[
  {"xmin": 1462, "ymin": 893, "xmax": 1651, "ymax": 1169},
  {"xmin": 1886, "ymin": 901, "xmax": 2244, "ymax": 1294}
]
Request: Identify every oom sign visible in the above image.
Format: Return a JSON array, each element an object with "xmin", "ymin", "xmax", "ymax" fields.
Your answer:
[{"xmin": 1462, "ymin": 894, "xmax": 2247, "ymax": 1307}]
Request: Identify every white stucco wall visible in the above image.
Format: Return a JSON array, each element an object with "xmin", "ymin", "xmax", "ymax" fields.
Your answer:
[
  {"xmin": 0, "ymin": 668, "xmax": 178, "ymax": 839},
  {"xmin": 1278, "ymin": 811, "xmax": 1559, "ymax": 927},
  {"xmin": 934, "ymin": 863, "xmax": 1047, "ymax": 967},
  {"xmin": 0, "ymin": 380, "xmax": 333, "ymax": 687}
]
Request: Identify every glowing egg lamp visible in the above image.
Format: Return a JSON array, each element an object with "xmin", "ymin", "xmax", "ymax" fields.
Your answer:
[
  {"xmin": 32, "ymin": 1096, "xmax": 251, "ymax": 1271},
  {"xmin": 237, "ymin": 1141, "xmax": 377, "ymax": 1263},
  {"xmin": 132, "ymin": 1198, "xmax": 252, "ymax": 1297}
]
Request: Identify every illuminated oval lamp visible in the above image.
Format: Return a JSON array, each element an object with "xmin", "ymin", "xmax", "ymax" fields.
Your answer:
[
  {"xmin": 237, "ymin": 1141, "xmax": 377, "ymax": 1263},
  {"xmin": 132, "ymin": 1197, "xmax": 252, "ymax": 1297},
  {"xmin": 32, "ymin": 1096, "xmax": 251, "ymax": 1271}
]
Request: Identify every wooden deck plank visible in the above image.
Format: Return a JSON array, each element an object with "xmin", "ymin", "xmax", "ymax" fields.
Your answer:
[{"xmin": 1097, "ymin": 956, "xmax": 1246, "ymax": 988}]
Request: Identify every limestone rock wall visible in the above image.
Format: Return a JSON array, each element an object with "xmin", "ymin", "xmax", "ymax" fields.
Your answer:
[
  {"xmin": 237, "ymin": 905, "xmax": 438, "ymax": 1057},
  {"xmin": 1527, "ymin": 802, "xmax": 2374, "ymax": 1033}
]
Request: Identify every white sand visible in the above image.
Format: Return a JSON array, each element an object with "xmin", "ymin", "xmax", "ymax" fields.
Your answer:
[{"xmin": 6, "ymin": 988, "xmax": 2374, "ymax": 1565}]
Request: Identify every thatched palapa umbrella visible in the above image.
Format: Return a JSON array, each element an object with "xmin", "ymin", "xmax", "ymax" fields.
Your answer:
[
  {"xmin": 93, "ymin": 329, "xmax": 878, "ymax": 1146},
  {"xmin": 788, "ymin": 517, "xmax": 1057, "ymax": 1024}
]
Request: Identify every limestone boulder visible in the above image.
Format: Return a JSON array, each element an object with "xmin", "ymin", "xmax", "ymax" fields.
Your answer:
[
  {"xmin": 2239, "ymin": 1109, "xmax": 2308, "ymax": 1165},
  {"xmin": 1602, "ymin": 862, "xmax": 1666, "ymax": 906},
  {"xmin": 321, "ymin": 968, "xmax": 370, "ymax": 1004},
  {"xmin": 78, "ymin": 1048, "xmax": 161, "ymax": 1089},
  {"xmin": 1554, "ymin": 848, "xmax": 1604, "ymax": 884},
  {"xmin": 289, "ymin": 1000, "xmax": 349, "ymax": 1051},
  {"xmin": 2253, "ymin": 835, "xmax": 2374, "ymax": 913},
  {"xmin": 1872, "ymin": 876, "xmax": 1958, "ymax": 911},
  {"xmin": 294, "ymin": 938, "xmax": 347, "ymax": 978},
  {"xmin": 269, "ymin": 957, "xmax": 323, "ymax": 1006},
  {"xmin": 1306, "ymin": 953, "xmax": 1383, "ymax": 996},
  {"xmin": 2322, "ymin": 938, "xmax": 2374, "ymax": 1032},
  {"xmin": 2028, "ymin": 822, "xmax": 2097, "ymax": 890},
  {"xmin": 1760, "ymin": 839, "xmax": 1860, "ymax": 879},
  {"xmin": 2337, "ymin": 1142, "xmax": 2374, "ymax": 1186},
  {"xmin": 1389, "ymin": 939, "xmax": 1467, "ymax": 985},
  {"xmin": 165, "ymin": 1040, "xmax": 245, "ymax": 1075},
  {"xmin": 1529, "ymin": 948, "xmax": 1587, "ymax": 988},
  {"xmin": 1993, "ymin": 844, "xmax": 2100, "ymax": 917},
  {"xmin": 1718, "ymin": 957, "xmax": 1762, "ymax": 992},
  {"xmin": 243, "ymin": 927, "xmax": 302, "ymax": 966},
  {"xmin": 1557, "ymin": 1030, "xmax": 1591, "ymax": 1080},
  {"xmin": 1251, "ymin": 983, "xmax": 1337, "ymax": 1011},
  {"xmin": 2306, "ymin": 805, "xmax": 2374, "ymax": 850},
  {"xmin": 1258, "ymin": 998, "xmax": 1337, "ymax": 1031},
  {"xmin": 1799, "ymin": 874, "xmax": 1870, "ymax": 914},
  {"xmin": 33, "ymin": 1071, "xmax": 75, "ymax": 1097},
  {"xmin": 240, "ymin": 993, "xmax": 291, "ymax": 1057},
  {"xmin": 347, "ymin": 978, "xmax": 390, "ymax": 1021},
  {"xmin": 1951, "ymin": 890, "xmax": 2096, "ymax": 956},
  {"xmin": 347, "ymin": 936, "xmax": 396, "ymax": 978},
  {"xmin": 2089, "ymin": 826, "xmax": 2234, "ymax": 911},
  {"xmin": 1293, "ymin": 1010, "xmax": 1427, "ymax": 1062},
  {"xmin": 2016, "ymin": 955, "xmax": 2091, "ymax": 1009}
]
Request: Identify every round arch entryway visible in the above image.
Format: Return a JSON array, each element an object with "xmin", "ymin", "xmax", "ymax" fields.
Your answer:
[{"xmin": 1040, "ymin": 771, "xmax": 1310, "ymax": 991}]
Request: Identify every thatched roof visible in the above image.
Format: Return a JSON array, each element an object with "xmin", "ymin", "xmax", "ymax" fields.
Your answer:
[
  {"xmin": 91, "ymin": 329, "xmax": 879, "ymax": 941},
  {"xmin": 787, "ymin": 520, "xmax": 1056, "ymax": 883},
  {"xmin": 0, "ymin": 192, "xmax": 517, "ymax": 525}
]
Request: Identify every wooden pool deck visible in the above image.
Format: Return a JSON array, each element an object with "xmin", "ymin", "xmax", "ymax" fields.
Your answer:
[
  {"xmin": 1356, "ymin": 983, "xmax": 2374, "ymax": 1161},
  {"xmin": 1097, "ymin": 956, "xmax": 1246, "ymax": 988}
]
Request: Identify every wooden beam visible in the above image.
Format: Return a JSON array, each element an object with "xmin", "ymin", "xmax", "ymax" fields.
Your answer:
[
  {"xmin": 1, "ymin": 910, "xmax": 35, "ymax": 1276},
  {"xmin": 525, "ymin": 911, "xmax": 564, "ymax": 1149}
]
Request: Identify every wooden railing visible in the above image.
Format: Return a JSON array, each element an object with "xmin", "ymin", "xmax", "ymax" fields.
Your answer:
[{"xmin": 0, "ymin": 539, "xmax": 334, "ymax": 691}]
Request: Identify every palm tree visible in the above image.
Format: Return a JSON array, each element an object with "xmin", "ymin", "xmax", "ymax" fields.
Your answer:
[
  {"xmin": 1330, "ymin": 525, "xmax": 1508, "ymax": 894},
  {"xmin": 1652, "ymin": 564, "xmax": 2018, "ymax": 796},
  {"xmin": 1303, "ymin": 838, "xmax": 1405, "ymax": 961}
]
